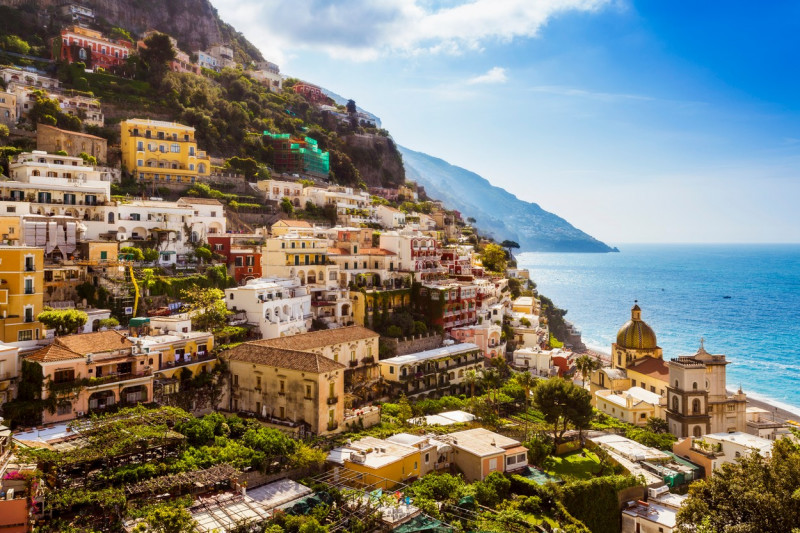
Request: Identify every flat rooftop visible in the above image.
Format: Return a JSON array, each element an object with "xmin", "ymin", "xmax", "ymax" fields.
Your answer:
[
  {"xmin": 380, "ymin": 343, "xmax": 480, "ymax": 365},
  {"xmin": 591, "ymin": 434, "xmax": 670, "ymax": 463}
]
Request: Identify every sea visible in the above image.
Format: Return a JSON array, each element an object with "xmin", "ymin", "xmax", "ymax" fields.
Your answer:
[{"xmin": 517, "ymin": 244, "xmax": 800, "ymax": 416}]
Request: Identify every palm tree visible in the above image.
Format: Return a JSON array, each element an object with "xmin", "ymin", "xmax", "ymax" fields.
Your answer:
[
  {"xmin": 482, "ymin": 367, "xmax": 502, "ymax": 414},
  {"xmin": 516, "ymin": 370, "xmax": 537, "ymax": 438},
  {"xmin": 575, "ymin": 354, "xmax": 600, "ymax": 389},
  {"xmin": 465, "ymin": 369, "xmax": 478, "ymax": 398}
]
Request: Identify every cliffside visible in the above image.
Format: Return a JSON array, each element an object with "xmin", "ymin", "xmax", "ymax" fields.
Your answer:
[
  {"xmin": 0, "ymin": 0, "xmax": 263, "ymax": 63},
  {"xmin": 343, "ymin": 134, "xmax": 405, "ymax": 188},
  {"xmin": 400, "ymin": 146, "xmax": 616, "ymax": 253}
]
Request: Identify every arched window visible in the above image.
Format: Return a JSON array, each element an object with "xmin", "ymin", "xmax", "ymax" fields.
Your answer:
[
  {"xmin": 692, "ymin": 399, "xmax": 701, "ymax": 414},
  {"xmin": 692, "ymin": 382, "xmax": 698, "ymax": 390},
  {"xmin": 693, "ymin": 426, "xmax": 702, "ymax": 437},
  {"xmin": 675, "ymin": 380, "xmax": 679, "ymax": 388},
  {"xmin": 672, "ymin": 396, "xmax": 679, "ymax": 412}
]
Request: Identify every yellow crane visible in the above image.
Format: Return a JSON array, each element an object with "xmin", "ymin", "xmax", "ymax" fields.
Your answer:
[{"xmin": 129, "ymin": 264, "xmax": 140, "ymax": 317}]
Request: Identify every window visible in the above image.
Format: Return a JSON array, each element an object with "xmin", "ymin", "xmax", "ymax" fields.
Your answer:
[
  {"xmin": 488, "ymin": 458, "xmax": 497, "ymax": 471},
  {"xmin": 170, "ymin": 143, "xmax": 180, "ymax": 153},
  {"xmin": 137, "ymin": 141, "xmax": 144, "ymax": 151},
  {"xmin": 256, "ymin": 376, "xmax": 262, "ymax": 390},
  {"xmin": 306, "ymin": 385, "xmax": 312, "ymax": 398},
  {"xmin": 24, "ymin": 279, "xmax": 34, "ymax": 295},
  {"xmin": 256, "ymin": 401, "xmax": 261, "ymax": 414},
  {"xmin": 25, "ymin": 256, "xmax": 34, "ymax": 272},
  {"xmin": 137, "ymin": 159, "xmax": 143, "ymax": 167},
  {"xmin": 17, "ymin": 330, "xmax": 32, "ymax": 341},
  {"xmin": 235, "ymin": 257, "xmax": 243, "ymax": 267},
  {"xmin": 280, "ymin": 380, "xmax": 285, "ymax": 393},
  {"xmin": 57, "ymin": 402, "xmax": 72, "ymax": 416},
  {"xmin": 189, "ymin": 147, "xmax": 195, "ymax": 156},
  {"xmin": 279, "ymin": 406, "xmax": 285, "ymax": 418},
  {"xmin": 350, "ymin": 350, "xmax": 356, "ymax": 362},
  {"xmin": 246, "ymin": 256, "xmax": 255, "ymax": 266},
  {"xmin": 389, "ymin": 367, "xmax": 394, "ymax": 374},
  {"xmin": 233, "ymin": 374, "xmax": 239, "ymax": 386},
  {"xmin": 424, "ymin": 452, "xmax": 430, "ymax": 463}
]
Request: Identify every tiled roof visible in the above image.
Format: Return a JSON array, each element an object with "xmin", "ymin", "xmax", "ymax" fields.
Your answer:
[
  {"xmin": 628, "ymin": 356, "xmax": 669, "ymax": 380},
  {"xmin": 224, "ymin": 345, "xmax": 345, "ymax": 373},
  {"xmin": 25, "ymin": 343, "xmax": 83, "ymax": 363},
  {"xmin": 54, "ymin": 330, "xmax": 133, "ymax": 355},
  {"xmin": 326, "ymin": 247, "xmax": 348, "ymax": 255},
  {"xmin": 252, "ymin": 326, "xmax": 379, "ymax": 351},
  {"xmin": 177, "ymin": 197, "xmax": 224, "ymax": 206},
  {"xmin": 361, "ymin": 248, "xmax": 396, "ymax": 256},
  {"xmin": 273, "ymin": 220, "xmax": 313, "ymax": 228}
]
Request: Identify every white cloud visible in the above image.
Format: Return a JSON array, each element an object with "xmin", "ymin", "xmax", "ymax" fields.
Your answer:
[
  {"xmin": 468, "ymin": 67, "xmax": 508, "ymax": 85},
  {"xmin": 211, "ymin": 0, "xmax": 611, "ymax": 63}
]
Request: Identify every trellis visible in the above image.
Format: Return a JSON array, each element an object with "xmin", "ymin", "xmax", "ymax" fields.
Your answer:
[{"xmin": 125, "ymin": 464, "xmax": 239, "ymax": 498}]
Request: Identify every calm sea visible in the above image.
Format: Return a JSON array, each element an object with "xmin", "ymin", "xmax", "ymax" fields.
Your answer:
[{"xmin": 517, "ymin": 244, "xmax": 800, "ymax": 415}]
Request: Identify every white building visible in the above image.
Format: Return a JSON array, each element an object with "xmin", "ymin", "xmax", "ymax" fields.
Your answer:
[
  {"xmin": 176, "ymin": 197, "xmax": 226, "ymax": 238},
  {"xmin": 256, "ymin": 179, "xmax": 304, "ymax": 204},
  {"xmin": 512, "ymin": 347, "xmax": 559, "ymax": 376},
  {"xmin": 379, "ymin": 229, "xmax": 445, "ymax": 279},
  {"xmin": 208, "ymin": 44, "xmax": 236, "ymax": 69},
  {"xmin": 225, "ymin": 277, "xmax": 312, "ymax": 339},
  {"xmin": 194, "ymin": 50, "xmax": 218, "ymax": 71},
  {"xmin": 0, "ymin": 67, "xmax": 61, "ymax": 91},
  {"xmin": 302, "ymin": 186, "xmax": 376, "ymax": 225},
  {"xmin": 595, "ymin": 387, "xmax": 667, "ymax": 426},
  {"xmin": 375, "ymin": 205, "xmax": 406, "ymax": 229},
  {"xmin": 621, "ymin": 487, "xmax": 687, "ymax": 533},
  {"xmin": 249, "ymin": 68, "xmax": 282, "ymax": 92}
]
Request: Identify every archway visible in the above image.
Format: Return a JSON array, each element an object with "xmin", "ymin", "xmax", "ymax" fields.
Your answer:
[{"xmin": 88, "ymin": 390, "xmax": 116, "ymax": 411}]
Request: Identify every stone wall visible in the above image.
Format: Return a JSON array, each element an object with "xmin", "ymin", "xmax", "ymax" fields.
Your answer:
[{"xmin": 381, "ymin": 333, "xmax": 444, "ymax": 356}]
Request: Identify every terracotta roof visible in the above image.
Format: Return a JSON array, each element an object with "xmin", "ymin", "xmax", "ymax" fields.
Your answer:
[
  {"xmin": 224, "ymin": 345, "xmax": 345, "ymax": 373},
  {"xmin": 54, "ymin": 330, "xmax": 133, "ymax": 355},
  {"xmin": 177, "ymin": 197, "xmax": 224, "ymax": 206},
  {"xmin": 38, "ymin": 123, "xmax": 105, "ymax": 141},
  {"xmin": 326, "ymin": 247, "xmax": 348, "ymax": 255},
  {"xmin": 252, "ymin": 326, "xmax": 379, "ymax": 351},
  {"xmin": 25, "ymin": 343, "xmax": 83, "ymax": 363},
  {"xmin": 628, "ymin": 356, "xmax": 669, "ymax": 380},
  {"xmin": 361, "ymin": 248, "xmax": 396, "ymax": 256},
  {"xmin": 273, "ymin": 220, "xmax": 313, "ymax": 228}
]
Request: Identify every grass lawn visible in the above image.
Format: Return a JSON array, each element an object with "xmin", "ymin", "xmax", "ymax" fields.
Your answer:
[{"xmin": 543, "ymin": 450, "xmax": 603, "ymax": 480}]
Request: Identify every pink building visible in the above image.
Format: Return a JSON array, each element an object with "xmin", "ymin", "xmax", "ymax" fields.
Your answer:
[
  {"xmin": 451, "ymin": 323, "xmax": 505, "ymax": 358},
  {"xmin": 26, "ymin": 331, "xmax": 153, "ymax": 424}
]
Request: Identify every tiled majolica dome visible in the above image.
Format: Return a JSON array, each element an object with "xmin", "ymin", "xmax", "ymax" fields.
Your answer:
[{"xmin": 616, "ymin": 302, "xmax": 657, "ymax": 350}]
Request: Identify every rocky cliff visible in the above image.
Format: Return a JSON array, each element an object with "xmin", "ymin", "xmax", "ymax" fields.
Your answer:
[{"xmin": 0, "ymin": 0, "xmax": 263, "ymax": 63}]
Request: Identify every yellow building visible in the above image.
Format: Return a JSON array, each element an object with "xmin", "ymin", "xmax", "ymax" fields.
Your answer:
[
  {"xmin": 262, "ymin": 233, "xmax": 331, "ymax": 282},
  {"xmin": 0, "ymin": 246, "xmax": 44, "ymax": 345},
  {"xmin": 222, "ymin": 342, "xmax": 346, "ymax": 436},
  {"xmin": 120, "ymin": 118, "xmax": 211, "ymax": 184},
  {"xmin": 0, "ymin": 91, "xmax": 16, "ymax": 126},
  {"xmin": 337, "ymin": 436, "xmax": 422, "ymax": 488},
  {"xmin": 0, "ymin": 216, "xmax": 21, "ymax": 244},
  {"xmin": 590, "ymin": 303, "xmax": 669, "ymax": 405}
]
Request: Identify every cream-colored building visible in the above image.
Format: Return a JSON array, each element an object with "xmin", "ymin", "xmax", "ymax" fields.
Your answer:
[
  {"xmin": 380, "ymin": 343, "xmax": 484, "ymax": 399},
  {"xmin": 270, "ymin": 219, "xmax": 315, "ymax": 237},
  {"xmin": 36, "ymin": 124, "xmax": 108, "ymax": 162},
  {"xmin": 665, "ymin": 342, "xmax": 747, "ymax": 438},
  {"xmin": 257, "ymin": 180, "xmax": 304, "ymax": 204},
  {"xmin": 596, "ymin": 387, "xmax": 666, "ymax": 426},
  {"xmin": 673, "ymin": 432, "xmax": 773, "ymax": 477},
  {"xmin": 250, "ymin": 326, "xmax": 380, "ymax": 405},
  {"xmin": 590, "ymin": 303, "xmax": 669, "ymax": 405},
  {"xmin": 0, "ymin": 91, "xmax": 16, "ymax": 126},
  {"xmin": 0, "ymin": 342, "xmax": 19, "ymax": 405},
  {"xmin": 223, "ymin": 342, "xmax": 346, "ymax": 436}
]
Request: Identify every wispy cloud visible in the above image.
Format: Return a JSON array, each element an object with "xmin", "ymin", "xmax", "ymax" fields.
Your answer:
[
  {"xmin": 212, "ymin": 0, "xmax": 612, "ymax": 63},
  {"xmin": 528, "ymin": 85, "xmax": 654, "ymax": 102},
  {"xmin": 468, "ymin": 67, "xmax": 508, "ymax": 85}
]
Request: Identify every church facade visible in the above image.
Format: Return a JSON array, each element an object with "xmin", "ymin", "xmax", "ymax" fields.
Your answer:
[{"xmin": 665, "ymin": 342, "xmax": 747, "ymax": 438}]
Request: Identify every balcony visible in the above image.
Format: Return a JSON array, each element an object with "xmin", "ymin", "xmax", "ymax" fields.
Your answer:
[
  {"xmin": 160, "ymin": 352, "xmax": 217, "ymax": 370},
  {"xmin": 362, "ymin": 355, "xmax": 375, "ymax": 365},
  {"xmin": 88, "ymin": 369, "xmax": 152, "ymax": 387},
  {"xmin": 327, "ymin": 396, "xmax": 339, "ymax": 405},
  {"xmin": 349, "ymin": 360, "xmax": 358, "ymax": 368}
]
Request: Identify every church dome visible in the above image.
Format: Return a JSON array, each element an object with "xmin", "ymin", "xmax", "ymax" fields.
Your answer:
[{"xmin": 616, "ymin": 302, "xmax": 657, "ymax": 349}]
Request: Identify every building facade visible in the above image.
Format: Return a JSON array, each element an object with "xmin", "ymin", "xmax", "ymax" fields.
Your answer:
[
  {"xmin": 225, "ymin": 277, "xmax": 311, "ymax": 339},
  {"xmin": 0, "ymin": 246, "xmax": 44, "ymax": 347},
  {"xmin": 57, "ymin": 26, "xmax": 132, "ymax": 69},
  {"xmin": 223, "ymin": 342, "xmax": 346, "ymax": 436},
  {"xmin": 380, "ymin": 343, "xmax": 484, "ymax": 399},
  {"xmin": 120, "ymin": 119, "xmax": 211, "ymax": 184},
  {"xmin": 36, "ymin": 124, "xmax": 108, "ymax": 162}
]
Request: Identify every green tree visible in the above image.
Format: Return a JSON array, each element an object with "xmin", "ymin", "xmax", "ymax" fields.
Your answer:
[
  {"xmin": 120, "ymin": 246, "xmax": 145, "ymax": 261},
  {"xmin": 500, "ymin": 240, "xmax": 520, "ymax": 250},
  {"xmin": 37, "ymin": 308, "xmax": 88, "ymax": 336},
  {"xmin": 465, "ymin": 369, "xmax": 479, "ymax": 398},
  {"xmin": 0, "ymin": 124, "xmax": 8, "ymax": 142},
  {"xmin": 645, "ymin": 417, "xmax": 669, "ymax": 434},
  {"xmin": 481, "ymin": 243, "xmax": 508, "ymax": 273},
  {"xmin": 194, "ymin": 246, "xmax": 212, "ymax": 263},
  {"xmin": 0, "ymin": 34, "xmax": 30, "ymax": 55},
  {"xmin": 280, "ymin": 197, "xmax": 294, "ymax": 215},
  {"xmin": 139, "ymin": 32, "xmax": 176, "ymax": 83},
  {"xmin": 533, "ymin": 377, "xmax": 593, "ymax": 443},
  {"xmin": 78, "ymin": 151, "xmax": 98, "ymax": 166},
  {"xmin": 482, "ymin": 367, "xmax": 502, "ymax": 414},
  {"xmin": 98, "ymin": 317, "xmax": 119, "ymax": 329},
  {"xmin": 676, "ymin": 437, "xmax": 800, "ymax": 533},
  {"xmin": 224, "ymin": 156, "xmax": 260, "ymax": 180},
  {"xmin": 574, "ymin": 354, "xmax": 600, "ymax": 388},
  {"xmin": 180, "ymin": 287, "xmax": 230, "ymax": 332},
  {"xmin": 346, "ymin": 99, "xmax": 357, "ymax": 114},
  {"xmin": 516, "ymin": 370, "xmax": 537, "ymax": 437},
  {"xmin": 132, "ymin": 502, "xmax": 196, "ymax": 532},
  {"xmin": 397, "ymin": 394, "xmax": 413, "ymax": 425}
]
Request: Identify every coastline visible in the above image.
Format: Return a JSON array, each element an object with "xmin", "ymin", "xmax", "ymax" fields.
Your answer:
[{"xmin": 574, "ymin": 343, "xmax": 800, "ymax": 422}]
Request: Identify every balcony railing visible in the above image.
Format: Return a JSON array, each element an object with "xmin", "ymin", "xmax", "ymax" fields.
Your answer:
[
  {"xmin": 362, "ymin": 355, "xmax": 375, "ymax": 365},
  {"xmin": 88, "ymin": 369, "xmax": 152, "ymax": 387},
  {"xmin": 160, "ymin": 352, "xmax": 216, "ymax": 370},
  {"xmin": 327, "ymin": 396, "xmax": 339, "ymax": 405},
  {"xmin": 349, "ymin": 360, "xmax": 358, "ymax": 368}
]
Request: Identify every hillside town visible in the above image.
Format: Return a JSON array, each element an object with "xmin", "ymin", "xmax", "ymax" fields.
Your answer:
[{"xmin": 0, "ymin": 5, "xmax": 798, "ymax": 533}]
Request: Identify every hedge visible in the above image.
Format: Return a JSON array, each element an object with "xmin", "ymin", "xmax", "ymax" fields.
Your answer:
[{"xmin": 557, "ymin": 475, "xmax": 641, "ymax": 533}]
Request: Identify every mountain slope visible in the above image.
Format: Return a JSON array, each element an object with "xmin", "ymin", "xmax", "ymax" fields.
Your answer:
[{"xmin": 400, "ymin": 146, "xmax": 616, "ymax": 253}]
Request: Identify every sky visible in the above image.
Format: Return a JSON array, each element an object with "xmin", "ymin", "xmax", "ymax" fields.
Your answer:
[{"xmin": 211, "ymin": 0, "xmax": 800, "ymax": 244}]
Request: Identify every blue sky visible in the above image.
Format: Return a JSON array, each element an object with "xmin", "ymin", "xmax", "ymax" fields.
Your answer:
[{"xmin": 212, "ymin": 0, "xmax": 800, "ymax": 244}]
